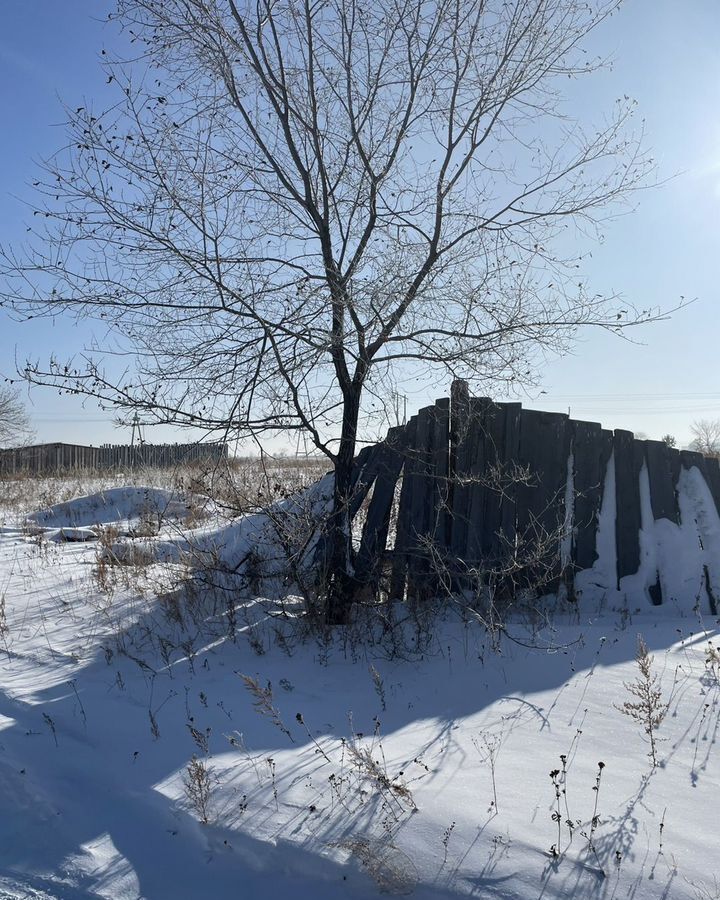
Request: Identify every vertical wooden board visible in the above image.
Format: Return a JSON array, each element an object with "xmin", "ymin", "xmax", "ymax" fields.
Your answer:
[
  {"xmin": 431, "ymin": 398, "xmax": 451, "ymax": 550},
  {"xmin": 571, "ymin": 419, "xmax": 603, "ymax": 571},
  {"xmin": 451, "ymin": 399, "xmax": 480, "ymax": 559},
  {"xmin": 644, "ymin": 440, "xmax": 679, "ymax": 523},
  {"xmin": 552, "ymin": 413, "xmax": 573, "ymax": 586},
  {"xmin": 599, "ymin": 429, "xmax": 614, "ymax": 481},
  {"xmin": 512, "ymin": 407, "xmax": 538, "ymax": 541},
  {"xmin": 679, "ymin": 450, "xmax": 710, "ymax": 520},
  {"xmin": 348, "ymin": 443, "xmax": 383, "ymax": 520},
  {"xmin": 355, "ymin": 427, "xmax": 406, "ymax": 585},
  {"xmin": 668, "ymin": 446, "xmax": 681, "ymax": 492},
  {"xmin": 680, "ymin": 449, "xmax": 708, "ymax": 477},
  {"xmin": 633, "ymin": 439, "xmax": 646, "ymax": 497},
  {"xmin": 449, "ymin": 382, "xmax": 470, "ymax": 559},
  {"xmin": 614, "ymin": 429, "xmax": 642, "ymax": 584},
  {"xmin": 540, "ymin": 410, "xmax": 569, "ymax": 526},
  {"xmin": 409, "ymin": 406, "xmax": 433, "ymax": 544},
  {"xmin": 406, "ymin": 406, "xmax": 434, "ymax": 595},
  {"xmin": 389, "ymin": 416, "xmax": 418, "ymax": 599},
  {"xmin": 463, "ymin": 398, "xmax": 491, "ymax": 564},
  {"xmin": 516, "ymin": 409, "xmax": 569, "ymax": 538},
  {"xmin": 515, "ymin": 409, "xmax": 569, "ymax": 588},
  {"xmin": 499, "ymin": 403, "xmax": 523, "ymax": 547},
  {"xmin": 703, "ymin": 456, "xmax": 720, "ymax": 518},
  {"xmin": 450, "ymin": 381, "xmax": 470, "ymax": 503},
  {"xmin": 478, "ymin": 400, "xmax": 505, "ymax": 561}
]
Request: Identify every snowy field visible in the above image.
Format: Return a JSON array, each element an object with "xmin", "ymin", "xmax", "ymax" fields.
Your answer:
[{"xmin": 0, "ymin": 469, "xmax": 719, "ymax": 899}]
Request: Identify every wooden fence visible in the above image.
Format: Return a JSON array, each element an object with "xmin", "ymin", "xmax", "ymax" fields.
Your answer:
[
  {"xmin": 342, "ymin": 380, "xmax": 720, "ymax": 608},
  {"xmin": 0, "ymin": 441, "xmax": 228, "ymax": 476}
]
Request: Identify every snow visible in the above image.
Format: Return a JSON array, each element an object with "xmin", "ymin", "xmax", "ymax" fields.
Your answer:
[
  {"xmin": 575, "ymin": 450, "xmax": 618, "ymax": 607},
  {"xmin": 0, "ymin": 475, "xmax": 719, "ymax": 899},
  {"xmin": 574, "ymin": 455, "xmax": 720, "ymax": 618},
  {"xmin": 27, "ymin": 487, "xmax": 193, "ymax": 533}
]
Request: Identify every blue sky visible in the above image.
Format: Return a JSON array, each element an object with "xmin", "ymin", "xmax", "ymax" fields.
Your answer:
[
  {"xmin": 0, "ymin": 0, "xmax": 719, "ymax": 448},
  {"xmin": 0, "ymin": 1, "xmax": 126, "ymax": 445}
]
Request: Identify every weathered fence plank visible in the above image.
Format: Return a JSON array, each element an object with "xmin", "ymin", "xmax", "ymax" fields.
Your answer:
[
  {"xmin": 613, "ymin": 430, "xmax": 642, "ymax": 585},
  {"xmin": 389, "ymin": 416, "xmax": 418, "ymax": 600},
  {"xmin": 644, "ymin": 440, "xmax": 679, "ymax": 523},
  {"xmin": 449, "ymin": 380, "xmax": 472, "ymax": 563},
  {"xmin": 499, "ymin": 403, "xmax": 523, "ymax": 553},
  {"xmin": 703, "ymin": 456, "xmax": 720, "ymax": 518},
  {"xmin": 571, "ymin": 419, "xmax": 603, "ymax": 571},
  {"xmin": 465, "ymin": 397, "xmax": 492, "ymax": 566},
  {"xmin": 514, "ymin": 409, "xmax": 570, "ymax": 590},
  {"xmin": 680, "ymin": 449, "xmax": 708, "ymax": 478},
  {"xmin": 406, "ymin": 406, "xmax": 436, "ymax": 599},
  {"xmin": 348, "ymin": 444, "xmax": 382, "ymax": 520},
  {"xmin": 431, "ymin": 398, "xmax": 451, "ymax": 551},
  {"xmin": 516, "ymin": 410, "xmax": 569, "ymax": 543},
  {"xmin": 479, "ymin": 401, "xmax": 513, "ymax": 563},
  {"xmin": 354, "ymin": 427, "xmax": 407, "ymax": 587}
]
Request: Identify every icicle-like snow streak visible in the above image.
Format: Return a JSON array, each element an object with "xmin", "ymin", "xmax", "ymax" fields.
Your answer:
[
  {"xmin": 575, "ymin": 453, "xmax": 720, "ymax": 614},
  {"xmin": 617, "ymin": 462, "xmax": 662, "ymax": 607},
  {"xmin": 620, "ymin": 463, "xmax": 720, "ymax": 614},
  {"xmin": 574, "ymin": 451, "xmax": 616, "ymax": 611}
]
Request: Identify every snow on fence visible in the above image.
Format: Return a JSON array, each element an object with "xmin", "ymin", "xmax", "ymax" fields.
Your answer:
[
  {"xmin": 0, "ymin": 441, "xmax": 228, "ymax": 475},
  {"xmin": 344, "ymin": 380, "xmax": 720, "ymax": 611}
]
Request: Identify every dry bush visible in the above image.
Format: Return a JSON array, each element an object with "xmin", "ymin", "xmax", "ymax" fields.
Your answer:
[
  {"xmin": 179, "ymin": 455, "xmax": 329, "ymax": 522},
  {"xmin": 616, "ymin": 634, "xmax": 668, "ymax": 768},
  {"xmin": 183, "ymin": 755, "xmax": 214, "ymax": 825},
  {"xmin": 346, "ymin": 739, "xmax": 416, "ymax": 813},
  {"xmin": 333, "ymin": 838, "xmax": 418, "ymax": 896},
  {"xmin": 240, "ymin": 675, "xmax": 294, "ymax": 743}
]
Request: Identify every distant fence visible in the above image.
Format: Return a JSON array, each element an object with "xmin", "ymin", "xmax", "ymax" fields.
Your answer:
[
  {"xmin": 0, "ymin": 442, "xmax": 228, "ymax": 476},
  {"xmin": 340, "ymin": 380, "xmax": 720, "ymax": 610}
]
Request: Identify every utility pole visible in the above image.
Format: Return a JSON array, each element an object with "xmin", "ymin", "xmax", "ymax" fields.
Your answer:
[
  {"xmin": 130, "ymin": 412, "xmax": 145, "ymax": 448},
  {"xmin": 130, "ymin": 413, "xmax": 145, "ymax": 469}
]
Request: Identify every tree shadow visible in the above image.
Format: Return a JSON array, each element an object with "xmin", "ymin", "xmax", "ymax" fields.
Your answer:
[{"xmin": 0, "ymin": 526, "xmax": 715, "ymax": 899}]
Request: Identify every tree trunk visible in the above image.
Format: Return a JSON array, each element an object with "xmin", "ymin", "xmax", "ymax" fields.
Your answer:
[{"xmin": 325, "ymin": 386, "xmax": 361, "ymax": 624}]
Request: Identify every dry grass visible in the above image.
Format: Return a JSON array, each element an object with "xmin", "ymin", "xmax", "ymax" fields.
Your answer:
[
  {"xmin": 0, "ymin": 456, "xmax": 329, "ymax": 523},
  {"xmin": 184, "ymin": 755, "xmax": 214, "ymax": 824}
]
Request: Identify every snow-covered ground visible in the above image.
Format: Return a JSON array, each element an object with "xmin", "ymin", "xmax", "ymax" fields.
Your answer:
[{"xmin": 0, "ymin": 479, "xmax": 719, "ymax": 899}]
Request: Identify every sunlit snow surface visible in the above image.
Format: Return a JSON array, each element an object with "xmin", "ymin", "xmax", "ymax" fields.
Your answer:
[{"xmin": 0, "ymin": 478, "xmax": 718, "ymax": 899}]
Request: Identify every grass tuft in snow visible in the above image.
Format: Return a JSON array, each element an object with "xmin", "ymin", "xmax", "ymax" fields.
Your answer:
[{"xmin": 616, "ymin": 634, "xmax": 669, "ymax": 768}]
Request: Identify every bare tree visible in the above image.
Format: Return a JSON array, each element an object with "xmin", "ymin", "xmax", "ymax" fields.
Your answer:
[
  {"xmin": 690, "ymin": 419, "xmax": 720, "ymax": 457},
  {"xmin": 0, "ymin": 386, "xmax": 33, "ymax": 448},
  {"xmin": 660, "ymin": 433, "xmax": 676, "ymax": 448},
  {"xmin": 1, "ymin": 0, "xmax": 661, "ymax": 620}
]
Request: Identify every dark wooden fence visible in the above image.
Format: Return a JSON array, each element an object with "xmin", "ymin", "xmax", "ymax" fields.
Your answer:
[
  {"xmin": 0, "ymin": 441, "xmax": 228, "ymax": 476},
  {"xmin": 343, "ymin": 380, "xmax": 720, "ymax": 607}
]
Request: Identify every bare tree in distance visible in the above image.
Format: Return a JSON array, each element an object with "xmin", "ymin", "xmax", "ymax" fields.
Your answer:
[
  {"xmin": 660, "ymin": 434, "xmax": 676, "ymax": 449},
  {"xmin": 1, "ymin": 0, "xmax": 669, "ymax": 621},
  {"xmin": 0, "ymin": 386, "xmax": 33, "ymax": 448},
  {"xmin": 690, "ymin": 419, "xmax": 720, "ymax": 457}
]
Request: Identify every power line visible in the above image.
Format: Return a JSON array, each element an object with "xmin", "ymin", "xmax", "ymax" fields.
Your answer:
[
  {"xmin": 533, "ymin": 392, "xmax": 720, "ymax": 402},
  {"xmin": 528, "ymin": 404, "xmax": 720, "ymax": 414},
  {"xmin": 31, "ymin": 417, "xmax": 116, "ymax": 423}
]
